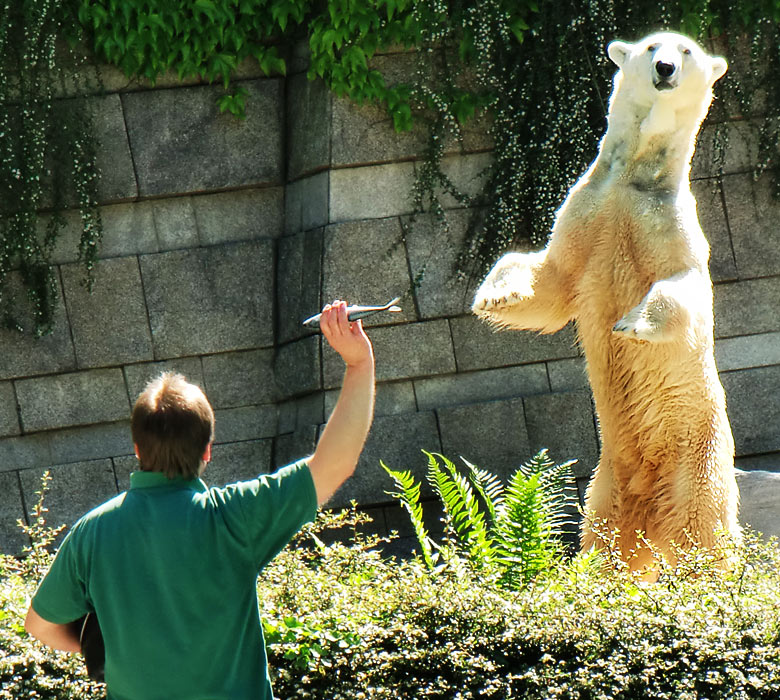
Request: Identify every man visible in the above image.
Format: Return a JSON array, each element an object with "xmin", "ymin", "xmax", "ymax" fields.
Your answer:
[{"xmin": 24, "ymin": 300, "xmax": 375, "ymax": 700}]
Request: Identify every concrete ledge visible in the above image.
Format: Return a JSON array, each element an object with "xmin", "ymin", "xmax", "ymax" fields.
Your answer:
[{"xmin": 736, "ymin": 468, "xmax": 780, "ymax": 538}]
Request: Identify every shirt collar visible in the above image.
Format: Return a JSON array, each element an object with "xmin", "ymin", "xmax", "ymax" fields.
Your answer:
[{"xmin": 129, "ymin": 470, "xmax": 207, "ymax": 492}]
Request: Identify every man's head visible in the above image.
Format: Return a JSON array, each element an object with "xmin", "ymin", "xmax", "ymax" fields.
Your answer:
[{"xmin": 131, "ymin": 373, "xmax": 215, "ymax": 480}]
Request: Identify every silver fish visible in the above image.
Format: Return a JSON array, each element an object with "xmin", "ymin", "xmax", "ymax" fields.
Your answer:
[{"xmin": 302, "ymin": 298, "xmax": 402, "ymax": 328}]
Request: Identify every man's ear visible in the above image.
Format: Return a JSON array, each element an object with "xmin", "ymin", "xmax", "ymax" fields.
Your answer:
[
  {"xmin": 202, "ymin": 443, "xmax": 212, "ymax": 464},
  {"xmin": 607, "ymin": 40, "xmax": 633, "ymax": 68},
  {"xmin": 134, "ymin": 444, "xmax": 140, "ymax": 460}
]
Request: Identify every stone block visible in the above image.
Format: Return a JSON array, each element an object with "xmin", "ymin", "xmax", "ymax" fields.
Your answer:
[
  {"xmin": 437, "ymin": 399, "xmax": 531, "ymax": 482},
  {"xmin": 714, "ymin": 276, "xmax": 780, "ymax": 338},
  {"xmin": 0, "ymin": 273, "xmax": 76, "ymax": 381},
  {"xmin": 16, "ymin": 369, "xmax": 130, "ymax": 433},
  {"xmin": 113, "ymin": 455, "xmax": 137, "ymax": 492},
  {"xmin": 202, "ymin": 349, "xmax": 276, "ymax": 409},
  {"xmin": 415, "ymin": 364, "xmax": 550, "ymax": 411},
  {"xmin": 437, "ymin": 152, "xmax": 493, "ymax": 208},
  {"xmin": 123, "ymin": 79, "xmax": 283, "ymax": 196},
  {"xmin": 693, "ymin": 120, "xmax": 759, "ymax": 180},
  {"xmin": 214, "ymin": 405, "xmax": 278, "ymax": 444},
  {"xmin": 275, "ymin": 336, "xmax": 321, "ymax": 400},
  {"xmin": 50, "ymin": 201, "xmax": 159, "ymax": 265},
  {"xmin": 92, "ymin": 94, "xmax": 138, "ymax": 203},
  {"xmin": 403, "ymin": 209, "xmax": 480, "ymax": 319},
  {"xmin": 721, "ymin": 365, "xmax": 780, "ymax": 456},
  {"xmin": 331, "ymin": 95, "xmax": 426, "ymax": 167},
  {"xmin": 723, "ymin": 173, "xmax": 780, "ymax": 279},
  {"xmin": 0, "ymin": 434, "xmax": 53, "ymax": 473},
  {"xmin": 193, "ymin": 187, "xmax": 284, "ymax": 245},
  {"xmin": 735, "ymin": 469, "xmax": 780, "ymax": 539},
  {"xmin": 523, "ymin": 391, "xmax": 599, "ymax": 479},
  {"xmin": 20, "ymin": 460, "xmax": 118, "ymax": 538},
  {"xmin": 325, "ymin": 320, "xmax": 456, "ymax": 389},
  {"xmin": 715, "ymin": 333, "xmax": 780, "ymax": 372},
  {"xmin": 151, "ymin": 197, "xmax": 199, "ymax": 251},
  {"xmin": 322, "ymin": 218, "xmax": 414, "ymax": 327},
  {"xmin": 0, "ymin": 471, "xmax": 27, "ymax": 554},
  {"xmin": 452, "ymin": 316, "xmax": 579, "ymax": 372},
  {"xmin": 277, "ymin": 229, "xmax": 323, "ymax": 344},
  {"xmin": 736, "ymin": 454, "xmax": 780, "ymax": 472},
  {"xmin": 285, "ymin": 173, "xmax": 329, "ymax": 235},
  {"xmin": 329, "ymin": 411, "xmax": 441, "ymax": 508},
  {"xmin": 208, "ymin": 439, "xmax": 273, "ymax": 486},
  {"xmin": 124, "ymin": 357, "xmax": 206, "ymax": 404},
  {"xmin": 325, "ymin": 380, "xmax": 417, "ymax": 418},
  {"xmin": 548, "ymin": 358, "xmax": 590, "ymax": 392},
  {"xmin": 690, "ymin": 178, "xmax": 737, "ymax": 282},
  {"xmin": 273, "ymin": 427, "xmax": 318, "ymax": 470},
  {"xmin": 62, "ymin": 256, "xmax": 153, "ymax": 368},
  {"xmin": 287, "ymin": 73, "xmax": 332, "ymax": 180},
  {"xmin": 276, "ymin": 394, "xmax": 325, "ymax": 434},
  {"xmin": 0, "ymin": 381, "xmax": 20, "ymax": 437},
  {"xmin": 330, "ymin": 162, "xmax": 416, "ymax": 222},
  {"xmin": 47, "ymin": 421, "xmax": 133, "ymax": 466},
  {"xmin": 140, "ymin": 241, "xmax": 274, "ymax": 358}
]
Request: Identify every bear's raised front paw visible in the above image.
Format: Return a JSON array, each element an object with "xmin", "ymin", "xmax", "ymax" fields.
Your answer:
[
  {"xmin": 473, "ymin": 292, "xmax": 513, "ymax": 314},
  {"xmin": 612, "ymin": 313, "xmax": 659, "ymax": 341}
]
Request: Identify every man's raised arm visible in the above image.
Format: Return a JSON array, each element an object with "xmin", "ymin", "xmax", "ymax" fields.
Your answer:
[{"xmin": 306, "ymin": 300, "xmax": 375, "ymax": 505}]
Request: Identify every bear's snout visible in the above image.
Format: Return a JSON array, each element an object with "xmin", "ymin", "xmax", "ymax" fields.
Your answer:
[{"xmin": 653, "ymin": 59, "xmax": 678, "ymax": 90}]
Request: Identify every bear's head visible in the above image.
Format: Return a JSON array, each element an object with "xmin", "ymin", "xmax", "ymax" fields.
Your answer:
[{"xmin": 607, "ymin": 32, "xmax": 727, "ymax": 110}]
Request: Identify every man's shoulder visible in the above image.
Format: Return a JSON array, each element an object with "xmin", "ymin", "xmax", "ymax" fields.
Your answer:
[{"xmin": 75, "ymin": 491, "xmax": 128, "ymax": 528}]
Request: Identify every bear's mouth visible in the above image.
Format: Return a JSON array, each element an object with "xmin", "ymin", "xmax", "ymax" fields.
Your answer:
[{"xmin": 654, "ymin": 78, "xmax": 677, "ymax": 91}]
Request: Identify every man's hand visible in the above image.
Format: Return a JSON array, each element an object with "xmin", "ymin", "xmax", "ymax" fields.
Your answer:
[
  {"xmin": 318, "ymin": 300, "xmax": 373, "ymax": 368},
  {"xmin": 307, "ymin": 300, "xmax": 375, "ymax": 505}
]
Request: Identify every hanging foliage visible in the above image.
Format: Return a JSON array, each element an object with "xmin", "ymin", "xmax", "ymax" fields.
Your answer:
[
  {"xmin": 0, "ymin": 0, "xmax": 102, "ymax": 335},
  {"xmin": 2, "ymin": 1, "xmax": 778, "ymax": 334}
]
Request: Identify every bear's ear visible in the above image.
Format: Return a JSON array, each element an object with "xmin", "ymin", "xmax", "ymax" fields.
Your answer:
[
  {"xmin": 607, "ymin": 40, "xmax": 633, "ymax": 68},
  {"xmin": 710, "ymin": 56, "xmax": 728, "ymax": 83}
]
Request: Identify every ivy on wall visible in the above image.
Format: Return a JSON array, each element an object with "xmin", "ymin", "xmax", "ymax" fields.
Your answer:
[
  {"xmin": 1, "ymin": 0, "xmax": 779, "ymax": 333},
  {"xmin": 68, "ymin": 0, "xmax": 780, "ymax": 272},
  {"xmin": 0, "ymin": 0, "xmax": 101, "ymax": 335}
]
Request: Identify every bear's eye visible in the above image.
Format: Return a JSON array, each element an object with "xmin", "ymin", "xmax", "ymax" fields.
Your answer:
[
  {"xmin": 682, "ymin": 47, "xmax": 692, "ymax": 55},
  {"xmin": 647, "ymin": 43, "xmax": 659, "ymax": 53}
]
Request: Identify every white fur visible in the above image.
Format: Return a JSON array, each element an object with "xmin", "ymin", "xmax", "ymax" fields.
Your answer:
[{"xmin": 473, "ymin": 33, "xmax": 738, "ymax": 575}]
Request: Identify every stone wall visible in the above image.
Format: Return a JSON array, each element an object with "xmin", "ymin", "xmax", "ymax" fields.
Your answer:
[{"xmin": 0, "ymin": 45, "xmax": 778, "ymax": 553}]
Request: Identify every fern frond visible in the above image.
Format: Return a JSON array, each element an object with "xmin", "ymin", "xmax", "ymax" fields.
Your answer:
[
  {"xmin": 381, "ymin": 461, "xmax": 434, "ymax": 570},
  {"xmin": 425, "ymin": 452, "xmax": 496, "ymax": 567},
  {"xmin": 461, "ymin": 456, "xmax": 505, "ymax": 522}
]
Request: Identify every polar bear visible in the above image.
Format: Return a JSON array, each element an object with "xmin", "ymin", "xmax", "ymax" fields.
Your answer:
[{"xmin": 472, "ymin": 32, "xmax": 739, "ymax": 573}]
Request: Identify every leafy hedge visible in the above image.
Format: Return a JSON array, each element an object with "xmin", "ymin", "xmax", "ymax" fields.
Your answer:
[{"xmin": 3, "ymin": 496, "xmax": 780, "ymax": 699}]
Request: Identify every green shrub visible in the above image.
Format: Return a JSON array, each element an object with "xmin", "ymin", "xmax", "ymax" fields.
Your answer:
[{"xmin": 5, "ymin": 473, "xmax": 780, "ymax": 699}]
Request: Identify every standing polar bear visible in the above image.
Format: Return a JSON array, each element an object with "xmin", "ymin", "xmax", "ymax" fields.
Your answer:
[{"xmin": 473, "ymin": 32, "xmax": 739, "ymax": 573}]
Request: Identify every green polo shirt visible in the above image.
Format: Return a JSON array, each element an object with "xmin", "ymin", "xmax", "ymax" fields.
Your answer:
[{"xmin": 32, "ymin": 460, "xmax": 317, "ymax": 700}]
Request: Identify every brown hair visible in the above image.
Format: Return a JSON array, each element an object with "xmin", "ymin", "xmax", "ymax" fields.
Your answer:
[{"xmin": 131, "ymin": 373, "xmax": 215, "ymax": 480}]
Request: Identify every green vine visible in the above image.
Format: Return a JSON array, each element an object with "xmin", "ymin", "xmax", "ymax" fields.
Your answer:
[
  {"xmin": 75, "ymin": 0, "xmax": 780, "ymax": 273},
  {"xmin": 0, "ymin": 0, "xmax": 102, "ymax": 335},
  {"xmin": 2, "ymin": 1, "xmax": 778, "ymax": 334}
]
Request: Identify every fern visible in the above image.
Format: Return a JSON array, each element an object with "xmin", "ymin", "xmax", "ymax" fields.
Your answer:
[
  {"xmin": 383, "ymin": 449, "xmax": 578, "ymax": 588},
  {"xmin": 381, "ymin": 461, "xmax": 434, "ymax": 569},
  {"xmin": 426, "ymin": 452, "xmax": 496, "ymax": 567}
]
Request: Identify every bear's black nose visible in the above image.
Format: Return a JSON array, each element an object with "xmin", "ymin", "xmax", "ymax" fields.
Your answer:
[{"xmin": 655, "ymin": 61, "xmax": 675, "ymax": 78}]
